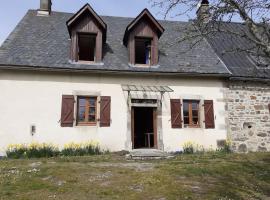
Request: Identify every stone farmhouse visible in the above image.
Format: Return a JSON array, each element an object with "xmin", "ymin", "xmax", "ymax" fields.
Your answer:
[{"xmin": 0, "ymin": 0, "xmax": 269, "ymax": 155}]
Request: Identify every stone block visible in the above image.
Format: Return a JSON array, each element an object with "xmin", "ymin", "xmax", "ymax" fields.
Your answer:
[
  {"xmin": 250, "ymin": 96, "xmax": 257, "ymax": 100},
  {"xmin": 236, "ymin": 105, "xmax": 245, "ymax": 110},
  {"xmin": 257, "ymin": 132, "xmax": 267, "ymax": 137},
  {"xmin": 238, "ymin": 144, "xmax": 247, "ymax": 153},
  {"xmin": 254, "ymin": 105, "xmax": 264, "ymax": 110},
  {"xmin": 258, "ymin": 146, "xmax": 267, "ymax": 152}
]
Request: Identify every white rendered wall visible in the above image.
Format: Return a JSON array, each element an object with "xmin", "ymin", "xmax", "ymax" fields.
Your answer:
[{"xmin": 0, "ymin": 70, "xmax": 227, "ymax": 155}]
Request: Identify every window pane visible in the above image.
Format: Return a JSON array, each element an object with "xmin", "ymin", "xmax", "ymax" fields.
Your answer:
[
  {"xmin": 184, "ymin": 117, "xmax": 189, "ymax": 125},
  {"xmin": 192, "ymin": 101, "xmax": 199, "ymax": 110},
  {"xmin": 89, "ymin": 107, "xmax": 95, "ymax": 115},
  {"xmin": 145, "ymin": 41, "xmax": 151, "ymax": 65},
  {"xmin": 89, "ymin": 115, "xmax": 96, "ymax": 122},
  {"xmin": 78, "ymin": 97, "xmax": 86, "ymax": 107},
  {"xmin": 192, "ymin": 117, "xmax": 199, "ymax": 125},
  {"xmin": 78, "ymin": 34, "xmax": 96, "ymax": 61},
  {"xmin": 78, "ymin": 106, "xmax": 86, "ymax": 122},
  {"xmin": 183, "ymin": 101, "xmax": 189, "ymax": 112},
  {"xmin": 192, "ymin": 110, "xmax": 199, "ymax": 118},
  {"xmin": 135, "ymin": 38, "xmax": 152, "ymax": 64},
  {"xmin": 89, "ymin": 98, "xmax": 96, "ymax": 107}
]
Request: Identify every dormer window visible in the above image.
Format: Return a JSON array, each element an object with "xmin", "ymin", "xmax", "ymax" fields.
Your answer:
[
  {"xmin": 66, "ymin": 4, "xmax": 107, "ymax": 64},
  {"xmin": 135, "ymin": 37, "xmax": 152, "ymax": 65},
  {"xmin": 78, "ymin": 33, "xmax": 96, "ymax": 62},
  {"xmin": 123, "ymin": 9, "xmax": 164, "ymax": 67}
]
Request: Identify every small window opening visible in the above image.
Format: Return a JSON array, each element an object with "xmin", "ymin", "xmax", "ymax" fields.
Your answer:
[
  {"xmin": 135, "ymin": 38, "xmax": 152, "ymax": 65},
  {"xmin": 78, "ymin": 33, "xmax": 96, "ymax": 62},
  {"xmin": 183, "ymin": 100, "xmax": 200, "ymax": 128},
  {"xmin": 243, "ymin": 122, "xmax": 255, "ymax": 130}
]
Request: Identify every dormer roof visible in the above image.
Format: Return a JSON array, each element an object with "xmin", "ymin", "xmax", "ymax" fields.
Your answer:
[
  {"xmin": 66, "ymin": 3, "xmax": 107, "ymax": 40},
  {"xmin": 123, "ymin": 8, "xmax": 165, "ymax": 46}
]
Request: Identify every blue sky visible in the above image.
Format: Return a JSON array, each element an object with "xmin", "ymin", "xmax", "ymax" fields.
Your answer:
[{"xmin": 0, "ymin": 0, "xmax": 194, "ymax": 45}]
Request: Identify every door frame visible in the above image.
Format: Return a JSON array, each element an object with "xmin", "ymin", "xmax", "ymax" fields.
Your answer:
[{"xmin": 131, "ymin": 106, "xmax": 158, "ymax": 149}]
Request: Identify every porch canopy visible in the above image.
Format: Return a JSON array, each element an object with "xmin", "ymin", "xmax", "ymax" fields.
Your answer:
[{"xmin": 122, "ymin": 85, "xmax": 174, "ymax": 93}]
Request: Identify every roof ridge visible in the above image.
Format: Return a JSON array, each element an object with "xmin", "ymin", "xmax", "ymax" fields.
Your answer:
[
  {"xmin": 27, "ymin": 9, "xmax": 245, "ymax": 25},
  {"xmin": 27, "ymin": 9, "xmax": 190, "ymax": 23}
]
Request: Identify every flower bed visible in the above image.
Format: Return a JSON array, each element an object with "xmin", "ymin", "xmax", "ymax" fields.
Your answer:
[{"xmin": 6, "ymin": 141, "xmax": 103, "ymax": 159}]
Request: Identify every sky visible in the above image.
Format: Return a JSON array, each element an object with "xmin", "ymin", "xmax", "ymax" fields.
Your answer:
[{"xmin": 0, "ymin": 0, "xmax": 194, "ymax": 45}]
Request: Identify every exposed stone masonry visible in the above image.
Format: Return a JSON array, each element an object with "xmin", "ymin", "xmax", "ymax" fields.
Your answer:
[{"xmin": 225, "ymin": 81, "xmax": 270, "ymax": 152}]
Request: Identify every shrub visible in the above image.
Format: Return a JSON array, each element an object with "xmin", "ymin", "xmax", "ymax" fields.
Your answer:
[
  {"xmin": 217, "ymin": 139, "xmax": 232, "ymax": 153},
  {"xmin": 6, "ymin": 143, "xmax": 59, "ymax": 159},
  {"xmin": 182, "ymin": 140, "xmax": 232, "ymax": 155},
  {"xmin": 61, "ymin": 141, "xmax": 101, "ymax": 156},
  {"xmin": 6, "ymin": 141, "xmax": 103, "ymax": 159},
  {"xmin": 182, "ymin": 141, "xmax": 195, "ymax": 154}
]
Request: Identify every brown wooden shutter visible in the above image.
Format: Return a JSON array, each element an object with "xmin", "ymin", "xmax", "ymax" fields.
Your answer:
[
  {"xmin": 60, "ymin": 95, "xmax": 75, "ymax": 127},
  {"xmin": 100, "ymin": 96, "xmax": 111, "ymax": 127},
  {"xmin": 170, "ymin": 99, "xmax": 182, "ymax": 128},
  {"xmin": 204, "ymin": 100, "xmax": 215, "ymax": 129}
]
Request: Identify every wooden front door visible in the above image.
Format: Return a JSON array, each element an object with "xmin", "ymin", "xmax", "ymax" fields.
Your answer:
[{"xmin": 131, "ymin": 107, "xmax": 157, "ymax": 149}]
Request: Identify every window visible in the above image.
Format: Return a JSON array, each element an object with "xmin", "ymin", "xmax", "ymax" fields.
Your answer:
[
  {"xmin": 78, "ymin": 33, "xmax": 96, "ymax": 62},
  {"xmin": 77, "ymin": 96, "xmax": 97, "ymax": 125},
  {"xmin": 135, "ymin": 38, "xmax": 152, "ymax": 65},
  {"xmin": 183, "ymin": 100, "xmax": 200, "ymax": 128}
]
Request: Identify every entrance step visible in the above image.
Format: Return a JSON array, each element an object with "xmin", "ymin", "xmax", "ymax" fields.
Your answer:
[{"xmin": 126, "ymin": 149, "xmax": 174, "ymax": 160}]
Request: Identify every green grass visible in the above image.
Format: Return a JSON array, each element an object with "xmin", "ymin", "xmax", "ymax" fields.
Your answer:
[{"xmin": 0, "ymin": 152, "xmax": 269, "ymax": 200}]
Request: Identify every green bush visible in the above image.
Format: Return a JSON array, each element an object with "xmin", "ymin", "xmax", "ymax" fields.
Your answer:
[
  {"xmin": 6, "ymin": 143, "xmax": 59, "ymax": 159},
  {"xmin": 182, "ymin": 142, "xmax": 195, "ymax": 154},
  {"xmin": 6, "ymin": 141, "xmax": 103, "ymax": 159},
  {"xmin": 61, "ymin": 142, "xmax": 101, "ymax": 156},
  {"xmin": 217, "ymin": 140, "xmax": 232, "ymax": 153},
  {"xmin": 182, "ymin": 140, "xmax": 232, "ymax": 155}
]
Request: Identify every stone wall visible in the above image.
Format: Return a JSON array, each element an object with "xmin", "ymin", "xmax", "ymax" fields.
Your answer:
[{"xmin": 226, "ymin": 81, "xmax": 270, "ymax": 152}]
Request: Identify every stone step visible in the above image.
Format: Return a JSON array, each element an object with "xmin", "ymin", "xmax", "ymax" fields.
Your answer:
[{"xmin": 126, "ymin": 149, "xmax": 174, "ymax": 160}]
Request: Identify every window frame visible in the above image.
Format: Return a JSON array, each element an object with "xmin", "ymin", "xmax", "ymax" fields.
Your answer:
[
  {"xmin": 134, "ymin": 37, "xmax": 152, "ymax": 66},
  {"xmin": 76, "ymin": 96, "xmax": 98, "ymax": 126},
  {"xmin": 183, "ymin": 100, "xmax": 200, "ymax": 128},
  {"xmin": 77, "ymin": 32, "xmax": 97, "ymax": 63}
]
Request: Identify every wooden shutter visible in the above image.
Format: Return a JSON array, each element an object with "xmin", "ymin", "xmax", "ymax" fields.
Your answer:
[
  {"xmin": 268, "ymin": 104, "xmax": 270, "ymax": 113},
  {"xmin": 60, "ymin": 95, "xmax": 75, "ymax": 127},
  {"xmin": 170, "ymin": 99, "xmax": 182, "ymax": 128},
  {"xmin": 100, "ymin": 96, "xmax": 111, "ymax": 127},
  {"xmin": 204, "ymin": 100, "xmax": 215, "ymax": 129}
]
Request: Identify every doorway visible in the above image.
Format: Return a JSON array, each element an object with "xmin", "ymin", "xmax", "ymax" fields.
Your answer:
[{"xmin": 131, "ymin": 107, "xmax": 157, "ymax": 149}]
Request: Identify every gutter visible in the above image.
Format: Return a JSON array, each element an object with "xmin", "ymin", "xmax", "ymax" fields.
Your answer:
[
  {"xmin": 229, "ymin": 76, "xmax": 270, "ymax": 82},
  {"xmin": 0, "ymin": 64, "xmax": 230, "ymax": 78}
]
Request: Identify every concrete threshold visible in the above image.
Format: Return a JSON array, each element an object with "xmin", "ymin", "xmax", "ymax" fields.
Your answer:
[{"xmin": 126, "ymin": 149, "xmax": 174, "ymax": 160}]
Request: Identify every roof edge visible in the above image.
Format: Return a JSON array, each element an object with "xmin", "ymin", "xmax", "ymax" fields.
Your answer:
[
  {"xmin": 229, "ymin": 76, "xmax": 270, "ymax": 82},
  {"xmin": 0, "ymin": 64, "xmax": 230, "ymax": 78}
]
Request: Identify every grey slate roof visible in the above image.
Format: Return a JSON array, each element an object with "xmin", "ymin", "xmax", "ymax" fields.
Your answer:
[
  {"xmin": 206, "ymin": 22, "xmax": 270, "ymax": 80},
  {"xmin": 0, "ymin": 10, "xmax": 230, "ymax": 76}
]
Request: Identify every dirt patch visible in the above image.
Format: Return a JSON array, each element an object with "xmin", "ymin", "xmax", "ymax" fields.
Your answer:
[
  {"xmin": 88, "ymin": 162, "xmax": 155, "ymax": 172},
  {"xmin": 88, "ymin": 171, "xmax": 113, "ymax": 182}
]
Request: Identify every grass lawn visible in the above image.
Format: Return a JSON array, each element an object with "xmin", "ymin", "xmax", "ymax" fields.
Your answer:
[{"xmin": 0, "ymin": 152, "xmax": 269, "ymax": 200}]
